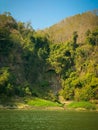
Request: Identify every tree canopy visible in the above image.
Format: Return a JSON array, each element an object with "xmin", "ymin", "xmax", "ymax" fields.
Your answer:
[{"xmin": 0, "ymin": 11, "xmax": 98, "ymax": 101}]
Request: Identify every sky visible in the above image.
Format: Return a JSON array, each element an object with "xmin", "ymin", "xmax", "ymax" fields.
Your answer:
[{"xmin": 0, "ymin": 0, "xmax": 98, "ymax": 30}]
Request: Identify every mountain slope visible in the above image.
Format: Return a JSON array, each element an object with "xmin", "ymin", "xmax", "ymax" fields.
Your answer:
[{"xmin": 42, "ymin": 11, "xmax": 98, "ymax": 43}]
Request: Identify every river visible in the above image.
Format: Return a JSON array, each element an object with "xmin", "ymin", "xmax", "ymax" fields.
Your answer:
[{"xmin": 0, "ymin": 110, "xmax": 98, "ymax": 130}]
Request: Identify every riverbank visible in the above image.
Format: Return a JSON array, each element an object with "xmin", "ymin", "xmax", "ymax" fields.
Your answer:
[
  {"xmin": 0, "ymin": 97, "xmax": 98, "ymax": 111},
  {"xmin": 64, "ymin": 101, "xmax": 98, "ymax": 111},
  {"xmin": 0, "ymin": 97, "xmax": 63, "ymax": 110}
]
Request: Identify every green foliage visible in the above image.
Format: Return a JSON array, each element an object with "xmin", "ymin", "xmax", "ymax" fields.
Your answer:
[
  {"xmin": 85, "ymin": 28, "xmax": 98, "ymax": 45},
  {"xmin": 0, "ymin": 11, "xmax": 98, "ymax": 102},
  {"xmin": 48, "ymin": 42, "xmax": 75, "ymax": 76},
  {"xmin": 39, "ymin": 80, "xmax": 49, "ymax": 88},
  {"xmin": 0, "ymin": 13, "xmax": 17, "ymax": 29},
  {"xmin": 6, "ymin": 83, "xmax": 14, "ymax": 96},
  {"xmin": 0, "ymin": 27, "xmax": 12, "ymax": 54},
  {"xmin": 72, "ymin": 31, "xmax": 78, "ymax": 45},
  {"xmin": 0, "ymin": 67, "xmax": 15, "ymax": 96},
  {"xmin": 0, "ymin": 67, "xmax": 10, "ymax": 85},
  {"xmin": 25, "ymin": 87, "xmax": 32, "ymax": 96},
  {"xmin": 74, "ymin": 86, "xmax": 94, "ymax": 101}
]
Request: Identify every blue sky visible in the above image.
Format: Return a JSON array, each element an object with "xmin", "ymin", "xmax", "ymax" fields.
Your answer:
[{"xmin": 0, "ymin": 0, "xmax": 98, "ymax": 30}]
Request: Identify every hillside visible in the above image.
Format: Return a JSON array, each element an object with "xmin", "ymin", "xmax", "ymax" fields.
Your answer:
[
  {"xmin": 0, "ymin": 11, "xmax": 98, "ymax": 104},
  {"xmin": 41, "ymin": 11, "xmax": 98, "ymax": 44}
]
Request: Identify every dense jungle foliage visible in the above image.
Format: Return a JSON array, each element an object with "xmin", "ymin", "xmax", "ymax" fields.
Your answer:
[{"xmin": 0, "ymin": 11, "xmax": 98, "ymax": 102}]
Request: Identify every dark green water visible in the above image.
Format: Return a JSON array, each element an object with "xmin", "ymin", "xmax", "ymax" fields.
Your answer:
[{"xmin": 0, "ymin": 110, "xmax": 98, "ymax": 130}]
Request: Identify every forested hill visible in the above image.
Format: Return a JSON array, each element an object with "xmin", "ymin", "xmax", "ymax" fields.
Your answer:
[
  {"xmin": 0, "ymin": 11, "xmax": 98, "ymax": 102},
  {"xmin": 41, "ymin": 11, "xmax": 98, "ymax": 44}
]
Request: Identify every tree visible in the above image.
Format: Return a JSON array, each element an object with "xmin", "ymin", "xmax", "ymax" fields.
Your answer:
[
  {"xmin": 4, "ymin": 12, "xmax": 11, "ymax": 16},
  {"xmin": 85, "ymin": 27, "xmax": 98, "ymax": 46},
  {"xmin": 72, "ymin": 31, "xmax": 78, "ymax": 44}
]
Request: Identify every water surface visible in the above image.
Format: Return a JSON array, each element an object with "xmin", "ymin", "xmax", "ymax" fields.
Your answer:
[{"xmin": 0, "ymin": 110, "xmax": 98, "ymax": 130}]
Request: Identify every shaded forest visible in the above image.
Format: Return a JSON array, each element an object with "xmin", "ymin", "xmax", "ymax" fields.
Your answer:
[{"xmin": 0, "ymin": 11, "xmax": 98, "ymax": 102}]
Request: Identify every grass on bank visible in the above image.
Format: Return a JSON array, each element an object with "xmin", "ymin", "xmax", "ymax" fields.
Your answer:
[
  {"xmin": 67, "ymin": 101, "xmax": 96, "ymax": 110},
  {"xmin": 0, "ymin": 96, "xmax": 97, "ymax": 110},
  {"xmin": 26, "ymin": 98, "xmax": 62, "ymax": 107},
  {"xmin": 0, "ymin": 96, "xmax": 63, "ymax": 109}
]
